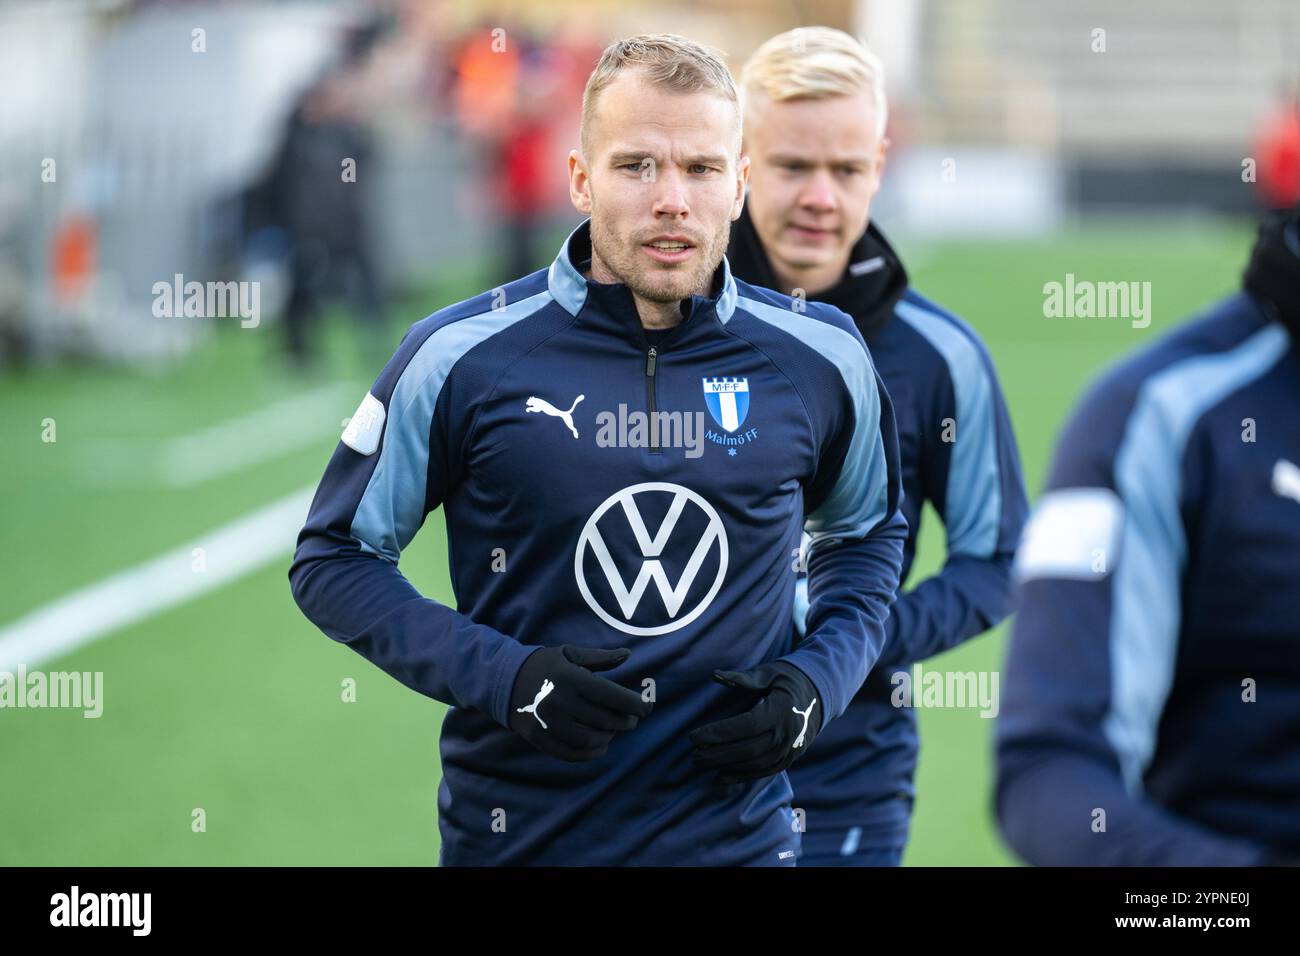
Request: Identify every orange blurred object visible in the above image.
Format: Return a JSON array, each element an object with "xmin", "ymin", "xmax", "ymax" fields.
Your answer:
[
  {"xmin": 52, "ymin": 213, "xmax": 96, "ymax": 306},
  {"xmin": 452, "ymin": 28, "xmax": 520, "ymax": 139}
]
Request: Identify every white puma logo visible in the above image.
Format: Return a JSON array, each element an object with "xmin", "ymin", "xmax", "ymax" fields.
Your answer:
[
  {"xmin": 525, "ymin": 394, "xmax": 584, "ymax": 439},
  {"xmin": 792, "ymin": 698, "xmax": 817, "ymax": 748},
  {"xmin": 1273, "ymin": 459, "xmax": 1300, "ymax": 505},
  {"xmin": 516, "ymin": 679, "xmax": 555, "ymax": 729}
]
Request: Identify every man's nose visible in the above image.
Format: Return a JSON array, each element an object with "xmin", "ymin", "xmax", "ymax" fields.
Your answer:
[
  {"xmin": 798, "ymin": 170, "xmax": 837, "ymax": 213},
  {"xmin": 652, "ymin": 168, "xmax": 690, "ymax": 217}
]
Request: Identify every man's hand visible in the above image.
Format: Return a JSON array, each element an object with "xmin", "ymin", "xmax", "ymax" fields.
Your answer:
[
  {"xmin": 508, "ymin": 645, "xmax": 652, "ymax": 761},
  {"xmin": 689, "ymin": 661, "xmax": 822, "ymax": 784}
]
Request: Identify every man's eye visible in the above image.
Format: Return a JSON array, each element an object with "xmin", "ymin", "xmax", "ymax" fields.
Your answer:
[{"xmin": 689, "ymin": 164, "xmax": 714, "ymax": 174}]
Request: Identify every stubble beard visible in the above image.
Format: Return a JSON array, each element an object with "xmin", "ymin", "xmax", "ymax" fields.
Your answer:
[{"xmin": 589, "ymin": 213, "xmax": 728, "ymax": 305}]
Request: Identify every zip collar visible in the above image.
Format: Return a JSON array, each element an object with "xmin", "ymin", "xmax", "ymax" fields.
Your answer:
[
  {"xmin": 547, "ymin": 219, "xmax": 739, "ymax": 343},
  {"xmin": 727, "ymin": 203, "xmax": 908, "ymax": 340}
]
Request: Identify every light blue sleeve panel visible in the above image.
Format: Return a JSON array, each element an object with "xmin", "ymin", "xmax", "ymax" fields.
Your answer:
[
  {"xmin": 352, "ymin": 290, "xmax": 555, "ymax": 562},
  {"xmin": 896, "ymin": 299, "xmax": 1002, "ymax": 557}
]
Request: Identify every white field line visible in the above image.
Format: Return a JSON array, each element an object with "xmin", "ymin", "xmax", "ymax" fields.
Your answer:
[
  {"xmin": 161, "ymin": 384, "xmax": 355, "ymax": 486},
  {"xmin": 83, "ymin": 383, "xmax": 356, "ymax": 488},
  {"xmin": 0, "ymin": 486, "xmax": 316, "ymax": 672}
]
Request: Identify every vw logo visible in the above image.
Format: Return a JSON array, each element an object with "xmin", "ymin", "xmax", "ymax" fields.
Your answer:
[{"xmin": 574, "ymin": 482, "xmax": 729, "ymax": 636}]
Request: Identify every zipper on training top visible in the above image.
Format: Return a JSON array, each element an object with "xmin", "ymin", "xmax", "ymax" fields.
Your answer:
[{"xmin": 645, "ymin": 346, "xmax": 660, "ymax": 453}]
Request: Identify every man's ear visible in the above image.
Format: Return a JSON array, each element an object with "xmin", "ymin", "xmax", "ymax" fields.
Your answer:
[
  {"xmin": 875, "ymin": 136, "xmax": 891, "ymax": 186},
  {"xmin": 731, "ymin": 153, "xmax": 751, "ymax": 220},
  {"xmin": 569, "ymin": 149, "xmax": 592, "ymax": 214}
]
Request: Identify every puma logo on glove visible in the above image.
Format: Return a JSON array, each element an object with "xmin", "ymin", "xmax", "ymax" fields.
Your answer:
[
  {"xmin": 507, "ymin": 645, "xmax": 652, "ymax": 762},
  {"xmin": 516, "ymin": 679, "xmax": 556, "ymax": 729},
  {"xmin": 689, "ymin": 660, "xmax": 822, "ymax": 785}
]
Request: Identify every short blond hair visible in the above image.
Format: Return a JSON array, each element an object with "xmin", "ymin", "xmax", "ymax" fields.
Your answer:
[
  {"xmin": 740, "ymin": 26, "xmax": 888, "ymax": 140},
  {"xmin": 580, "ymin": 33, "xmax": 740, "ymax": 156}
]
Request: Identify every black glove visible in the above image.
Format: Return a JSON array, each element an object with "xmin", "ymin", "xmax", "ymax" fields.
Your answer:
[
  {"xmin": 689, "ymin": 661, "xmax": 822, "ymax": 784},
  {"xmin": 508, "ymin": 645, "xmax": 652, "ymax": 762}
]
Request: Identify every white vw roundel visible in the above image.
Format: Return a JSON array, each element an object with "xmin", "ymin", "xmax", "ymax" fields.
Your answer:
[{"xmin": 574, "ymin": 482, "xmax": 728, "ymax": 636}]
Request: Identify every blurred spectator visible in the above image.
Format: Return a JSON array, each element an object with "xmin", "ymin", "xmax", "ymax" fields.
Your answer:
[
  {"xmin": 499, "ymin": 44, "xmax": 570, "ymax": 279},
  {"xmin": 248, "ymin": 58, "xmax": 387, "ymax": 370},
  {"xmin": 449, "ymin": 25, "xmax": 578, "ymax": 283},
  {"xmin": 1257, "ymin": 79, "xmax": 1300, "ymax": 211}
]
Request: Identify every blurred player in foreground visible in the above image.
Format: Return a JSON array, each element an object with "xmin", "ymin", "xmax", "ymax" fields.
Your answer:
[
  {"xmin": 997, "ymin": 205, "xmax": 1300, "ymax": 865},
  {"xmin": 728, "ymin": 27, "xmax": 1027, "ymax": 866}
]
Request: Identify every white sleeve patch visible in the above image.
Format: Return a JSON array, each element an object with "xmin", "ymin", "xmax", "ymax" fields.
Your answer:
[
  {"xmin": 341, "ymin": 392, "xmax": 386, "ymax": 456},
  {"xmin": 1014, "ymin": 487, "xmax": 1124, "ymax": 583}
]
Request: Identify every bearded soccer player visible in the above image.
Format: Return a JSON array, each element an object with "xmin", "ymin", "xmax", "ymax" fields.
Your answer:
[
  {"xmin": 728, "ymin": 28, "xmax": 1028, "ymax": 866},
  {"xmin": 290, "ymin": 34, "xmax": 906, "ymax": 866}
]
